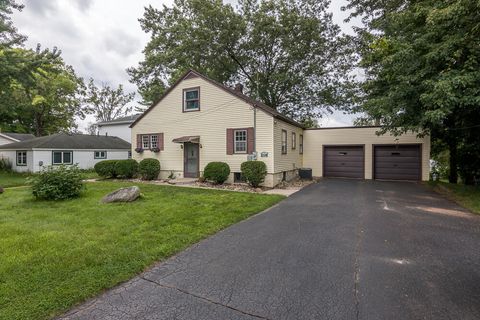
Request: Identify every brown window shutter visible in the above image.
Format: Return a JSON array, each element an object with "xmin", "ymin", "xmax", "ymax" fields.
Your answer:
[
  {"xmin": 136, "ymin": 134, "xmax": 141, "ymax": 149},
  {"xmin": 247, "ymin": 127, "xmax": 254, "ymax": 154},
  {"xmin": 226, "ymin": 129, "xmax": 234, "ymax": 155},
  {"xmin": 158, "ymin": 133, "xmax": 164, "ymax": 150}
]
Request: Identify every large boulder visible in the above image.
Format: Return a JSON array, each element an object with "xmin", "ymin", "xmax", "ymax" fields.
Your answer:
[{"xmin": 101, "ymin": 186, "xmax": 140, "ymax": 203}]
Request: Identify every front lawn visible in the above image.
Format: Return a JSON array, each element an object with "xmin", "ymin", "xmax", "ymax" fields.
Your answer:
[
  {"xmin": 430, "ymin": 181, "xmax": 480, "ymax": 214},
  {"xmin": 0, "ymin": 182, "xmax": 284, "ymax": 320},
  {"xmin": 0, "ymin": 171, "xmax": 33, "ymax": 188}
]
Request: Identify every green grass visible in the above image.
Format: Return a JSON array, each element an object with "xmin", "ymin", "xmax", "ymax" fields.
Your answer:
[
  {"xmin": 0, "ymin": 182, "xmax": 284, "ymax": 320},
  {"xmin": 430, "ymin": 181, "xmax": 480, "ymax": 214},
  {"xmin": 0, "ymin": 171, "xmax": 33, "ymax": 188},
  {"xmin": 0, "ymin": 170, "xmax": 99, "ymax": 188}
]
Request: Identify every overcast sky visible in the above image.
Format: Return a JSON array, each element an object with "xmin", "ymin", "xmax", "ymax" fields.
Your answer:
[{"xmin": 12, "ymin": 0, "xmax": 359, "ymax": 130}]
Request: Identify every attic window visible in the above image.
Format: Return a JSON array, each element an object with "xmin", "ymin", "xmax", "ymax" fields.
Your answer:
[{"xmin": 183, "ymin": 87, "xmax": 200, "ymax": 112}]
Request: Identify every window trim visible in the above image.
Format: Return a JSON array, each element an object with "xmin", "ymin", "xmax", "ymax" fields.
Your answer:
[
  {"xmin": 94, "ymin": 151, "xmax": 107, "ymax": 159},
  {"xmin": 52, "ymin": 150, "xmax": 73, "ymax": 165},
  {"xmin": 182, "ymin": 87, "xmax": 201, "ymax": 112},
  {"xmin": 281, "ymin": 129, "xmax": 288, "ymax": 154},
  {"xmin": 299, "ymin": 134, "xmax": 304, "ymax": 154},
  {"xmin": 234, "ymin": 129, "xmax": 248, "ymax": 154},
  {"xmin": 292, "ymin": 132, "xmax": 296, "ymax": 150},
  {"xmin": 16, "ymin": 150, "xmax": 27, "ymax": 166}
]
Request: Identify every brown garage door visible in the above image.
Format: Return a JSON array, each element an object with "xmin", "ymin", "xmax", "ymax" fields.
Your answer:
[
  {"xmin": 323, "ymin": 146, "xmax": 364, "ymax": 179},
  {"xmin": 374, "ymin": 145, "xmax": 421, "ymax": 181}
]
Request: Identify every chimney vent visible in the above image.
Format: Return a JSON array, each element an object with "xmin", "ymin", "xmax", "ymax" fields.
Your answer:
[{"xmin": 234, "ymin": 83, "xmax": 244, "ymax": 93}]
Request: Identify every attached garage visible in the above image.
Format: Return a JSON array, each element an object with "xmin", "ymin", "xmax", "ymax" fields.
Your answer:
[
  {"xmin": 373, "ymin": 144, "xmax": 421, "ymax": 181},
  {"xmin": 323, "ymin": 145, "xmax": 364, "ymax": 179}
]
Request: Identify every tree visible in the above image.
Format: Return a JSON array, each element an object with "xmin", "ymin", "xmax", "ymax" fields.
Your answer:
[
  {"xmin": 128, "ymin": 0, "xmax": 349, "ymax": 124},
  {"xmin": 1, "ymin": 47, "xmax": 85, "ymax": 136},
  {"xmin": 83, "ymin": 78, "xmax": 135, "ymax": 122},
  {"xmin": 0, "ymin": 0, "xmax": 26, "ymax": 48},
  {"xmin": 345, "ymin": 0, "xmax": 480, "ymax": 184}
]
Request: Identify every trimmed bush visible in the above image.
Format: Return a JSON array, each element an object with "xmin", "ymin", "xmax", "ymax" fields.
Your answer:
[
  {"xmin": 139, "ymin": 158, "xmax": 160, "ymax": 180},
  {"xmin": 114, "ymin": 159, "xmax": 139, "ymax": 178},
  {"xmin": 94, "ymin": 160, "xmax": 118, "ymax": 178},
  {"xmin": 31, "ymin": 165, "xmax": 84, "ymax": 200},
  {"xmin": 241, "ymin": 161, "xmax": 267, "ymax": 188},
  {"xmin": 203, "ymin": 162, "xmax": 230, "ymax": 184}
]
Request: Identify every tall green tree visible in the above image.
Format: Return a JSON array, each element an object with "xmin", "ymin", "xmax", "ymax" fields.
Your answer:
[
  {"xmin": 2, "ymin": 48, "xmax": 85, "ymax": 136},
  {"xmin": 129, "ymin": 0, "xmax": 349, "ymax": 124},
  {"xmin": 345, "ymin": 0, "xmax": 480, "ymax": 184},
  {"xmin": 83, "ymin": 78, "xmax": 135, "ymax": 122}
]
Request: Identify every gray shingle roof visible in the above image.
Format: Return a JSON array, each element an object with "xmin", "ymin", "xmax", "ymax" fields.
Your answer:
[
  {"xmin": 97, "ymin": 114, "xmax": 141, "ymax": 126},
  {"xmin": 0, "ymin": 133, "xmax": 131, "ymax": 150},
  {"xmin": 1, "ymin": 132, "xmax": 36, "ymax": 141}
]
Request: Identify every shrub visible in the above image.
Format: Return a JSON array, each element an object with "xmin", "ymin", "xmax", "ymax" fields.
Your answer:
[
  {"xmin": 241, "ymin": 161, "xmax": 267, "ymax": 188},
  {"xmin": 139, "ymin": 158, "xmax": 160, "ymax": 180},
  {"xmin": 94, "ymin": 160, "xmax": 118, "ymax": 178},
  {"xmin": 31, "ymin": 165, "xmax": 84, "ymax": 200},
  {"xmin": 203, "ymin": 162, "xmax": 230, "ymax": 184},
  {"xmin": 0, "ymin": 158, "xmax": 12, "ymax": 172},
  {"xmin": 114, "ymin": 159, "xmax": 139, "ymax": 178}
]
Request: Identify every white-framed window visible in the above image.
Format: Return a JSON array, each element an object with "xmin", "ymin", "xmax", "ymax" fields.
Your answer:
[
  {"xmin": 281, "ymin": 130, "xmax": 287, "ymax": 154},
  {"xmin": 16, "ymin": 151, "xmax": 27, "ymax": 166},
  {"xmin": 52, "ymin": 151, "xmax": 73, "ymax": 165},
  {"xmin": 150, "ymin": 135, "xmax": 158, "ymax": 149},
  {"xmin": 292, "ymin": 132, "xmax": 296, "ymax": 150},
  {"xmin": 299, "ymin": 134, "xmax": 303, "ymax": 154},
  {"xmin": 142, "ymin": 135, "xmax": 150, "ymax": 149},
  {"xmin": 128, "ymin": 151, "xmax": 132, "ymax": 159},
  {"xmin": 183, "ymin": 88, "xmax": 200, "ymax": 111},
  {"xmin": 234, "ymin": 129, "xmax": 247, "ymax": 153},
  {"xmin": 94, "ymin": 151, "xmax": 107, "ymax": 159}
]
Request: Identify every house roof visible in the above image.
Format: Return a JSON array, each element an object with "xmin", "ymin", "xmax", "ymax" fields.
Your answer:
[
  {"xmin": 0, "ymin": 133, "xmax": 131, "ymax": 150},
  {"xmin": 130, "ymin": 69, "xmax": 305, "ymax": 129},
  {"xmin": 0, "ymin": 132, "xmax": 36, "ymax": 142},
  {"xmin": 97, "ymin": 114, "xmax": 141, "ymax": 126}
]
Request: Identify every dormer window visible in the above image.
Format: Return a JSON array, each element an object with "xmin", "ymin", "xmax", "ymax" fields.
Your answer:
[{"xmin": 183, "ymin": 87, "xmax": 200, "ymax": 112}]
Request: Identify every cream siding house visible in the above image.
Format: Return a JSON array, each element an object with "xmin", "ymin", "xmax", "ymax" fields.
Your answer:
[{"xmin": 131, "ymin": 70, "xmax": 430, "ymax": 187}]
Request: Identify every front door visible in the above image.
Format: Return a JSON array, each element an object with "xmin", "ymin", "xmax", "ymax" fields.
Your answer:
[{"xmin": 184, "ymin": 143, "xmax": 199, "ymax": 178}]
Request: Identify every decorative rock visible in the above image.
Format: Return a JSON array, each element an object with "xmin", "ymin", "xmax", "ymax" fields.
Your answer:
[
  {"xmin": 101, "ymin": 186, "xmax": 140, "ymax": 203},
  {"xmin": 255, "ymin": 188, "xmax": 263, "ymax": 193}
]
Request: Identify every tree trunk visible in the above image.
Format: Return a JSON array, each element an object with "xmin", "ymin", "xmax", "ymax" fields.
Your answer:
[{"xmin": 448, "ymin": 141, "xmax": 458, "ymax": 184}]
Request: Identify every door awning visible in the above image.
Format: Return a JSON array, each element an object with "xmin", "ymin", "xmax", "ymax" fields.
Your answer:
[{"xmin": 172, "ymin": 135, "xmax": 200, "ymax": 144}]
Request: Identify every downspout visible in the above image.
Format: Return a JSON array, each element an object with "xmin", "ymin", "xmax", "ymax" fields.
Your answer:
[{"xmin": 253, "ymin": 104, "xmax": 257, "ymax": 156}]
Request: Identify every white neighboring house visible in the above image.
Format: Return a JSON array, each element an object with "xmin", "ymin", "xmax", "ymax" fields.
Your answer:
[
  {"xmin": 97, "ymin": 114, "xmax": 140, "ymax": 143},
  {"xmin": 0, "ymin": 132, "xmax": 35, "ymax": 146},
  {"xmin": 0, "ymin": 133, "xmax": 131, "ymax": 172}
]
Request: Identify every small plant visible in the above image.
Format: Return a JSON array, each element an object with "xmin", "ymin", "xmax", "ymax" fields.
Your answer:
[
  {"xmin": 168, "ymin": 171, "xmax": 176, "ymax": 179},
  {"xmin": 31, "ymin": 165, "xmax": 84, "ymax": 200},
  {"xmin": 203, "ymin": 162, "xmax": 230, "ymax": 184},
  {"xmin": 114, "ymin": 159, "xmax": 139, "ymax": 178},
  {"xmin": 241, "ymin": 161, "xmax": 267, "ymax": 188},
  {"xmin": 94, "ymin": 160, "xmax": 119, "ymax": 178},
  {"xmin": 138, "ymin": 158, "xmax": 160, "ymax": 180},
  {"xmin": 0, "ymin": 158, "xmax": 12, "ymax": 172}
]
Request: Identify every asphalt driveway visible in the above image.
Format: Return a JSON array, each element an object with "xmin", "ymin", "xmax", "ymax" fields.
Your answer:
[{"xmin": 60, "ymin": 179, "xmax": 480, "ymax": 320}]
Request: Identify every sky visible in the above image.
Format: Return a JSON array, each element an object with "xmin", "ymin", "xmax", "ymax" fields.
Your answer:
[{"xmin": 12, "ymin": 0, "xmax": 360, "ymax": 130}]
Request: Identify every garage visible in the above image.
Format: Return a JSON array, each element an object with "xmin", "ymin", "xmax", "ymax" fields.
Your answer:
[
  {"xmin": 374, "ymin": 144, "xmax": 421, "ymax": 181},
  {"xmin": 323, "ymin": 145, "xmax": 364, "ymax": 179}
]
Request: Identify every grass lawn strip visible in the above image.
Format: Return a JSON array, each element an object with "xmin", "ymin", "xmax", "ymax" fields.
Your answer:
[
  {"xmin": 0, "ymin": 181, "xmax": 284, "ymax": 320},
  {"xmin": 430, "ymin": 181, "xmax": 480, "ymax": 214}
]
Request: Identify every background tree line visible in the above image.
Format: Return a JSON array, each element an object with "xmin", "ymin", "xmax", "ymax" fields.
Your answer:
[
  {"xmin": 0, "ymin": 0, "xmax": 135, "ymax": 136},
  {"xmin": 1, "ymin": 0, "xmax": 479, "ymax": 184}
]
